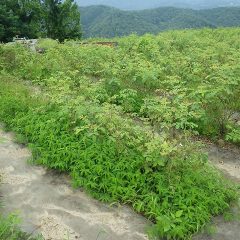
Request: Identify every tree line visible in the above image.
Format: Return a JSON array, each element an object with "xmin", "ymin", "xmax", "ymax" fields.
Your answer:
[{"xmin": 0, "ymin": 0, "xmax": 81, "ymax": 42}]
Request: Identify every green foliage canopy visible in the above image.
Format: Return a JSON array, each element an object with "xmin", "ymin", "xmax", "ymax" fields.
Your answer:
[{"xmin": 43, "ymin": 0, "xmax": 82, "ymax": 42}]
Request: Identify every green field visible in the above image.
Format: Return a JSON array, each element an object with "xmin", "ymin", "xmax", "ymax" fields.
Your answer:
[{"xmin": 0, "ymin": 28, "xmax": 239, "ymax": 239}]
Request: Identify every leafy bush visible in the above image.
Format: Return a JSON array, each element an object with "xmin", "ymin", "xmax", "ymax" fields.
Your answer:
[
  {"xmin": 36, "ymin": 38, "xmax": 59, "ymax": 50},
  {"xmin": 226, "ymin": 125, "xmax": 240, "ymax": 144}
]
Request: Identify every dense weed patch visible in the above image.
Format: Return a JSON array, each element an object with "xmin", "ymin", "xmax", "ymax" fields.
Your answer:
[
  {"xmin": 0, "ymin": 75, "xmax": 237, "ymax": 239},
  {"xmin": 0, "ymin": 28, "xmax": 239, "ymax": 239},
  {"xmin": 1, "ymin": 28, "xmax": 240, "ymax": 143}
]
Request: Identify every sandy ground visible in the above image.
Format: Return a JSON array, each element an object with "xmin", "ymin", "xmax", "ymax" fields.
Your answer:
[
  {"xmin": 0, "ymin": 128, "xmax": 239, "ymax": 240},
  {"xmin": 207, "ymin": 143, "xmax": 240, "ymax": 182}
]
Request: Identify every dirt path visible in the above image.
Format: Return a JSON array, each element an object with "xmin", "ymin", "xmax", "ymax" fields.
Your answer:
[
  {"xmin": 0, "ymin": 130, "xmax": 149, "ymax": 240},
  {"xmin": 208, "ymin": 143, "xmax": 240, "ymax": 182}
]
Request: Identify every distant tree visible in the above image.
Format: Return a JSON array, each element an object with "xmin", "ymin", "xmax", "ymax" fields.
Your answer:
[
  {"xmin": 0, "ymin": 0, "xmax": 81, "ymax": 43},
  {"xmin": 0, "ymin": 0, "xmax": 42, "ymax": 42},
  {"xmin": 17, "ymin": 0, "xmax": 43, "ymax": 38},
  {"xmin": 43, "ymin": 0, "xmax": 61, "ymax": 39},
  {"xmin": 60, "ymin": 0, "xmax": 82, "ymax": 41},
  {"xmin": 0, "ymin": 1, "xmax": 18, "ymax": 42},
  {"xmin": 43, "ymin": 0, "xmax": 82, "ymax": 42}
]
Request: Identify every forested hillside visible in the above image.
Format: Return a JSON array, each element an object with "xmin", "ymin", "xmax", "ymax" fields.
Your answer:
[{"xmin": 80, "ymin": 5, "xmax": 240, "ymax": 38}]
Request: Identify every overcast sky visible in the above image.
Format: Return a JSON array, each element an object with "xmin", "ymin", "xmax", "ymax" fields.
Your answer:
[{"xmin": 77, "ymin": 0, "xmax": 240, "ymax": 10}]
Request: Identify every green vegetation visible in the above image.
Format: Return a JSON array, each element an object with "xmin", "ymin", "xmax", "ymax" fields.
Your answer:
[
  {"xmin": 0, "ymin": 28, "xmax": 239, "ymax": 239},
  {"xmin": 0, "ymin": 0, "xmax": 81, "ymax": 43},
  {"xmin": 80, "ymin": 6, "xmax": 240, "ymax": 38}
]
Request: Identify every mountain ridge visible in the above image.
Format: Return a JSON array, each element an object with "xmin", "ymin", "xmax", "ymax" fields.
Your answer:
[
  {"xmin": 80, "ymin": 5, "xmax": 240, "ymax": 38},
  {"xmin": 77, "ymin": 0, "xmax": 240, "ymax": 10}
]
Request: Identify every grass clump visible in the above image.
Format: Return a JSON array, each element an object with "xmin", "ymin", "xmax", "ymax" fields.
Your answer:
[{"xmin": 0, "ymin": 213, "xmax": 41, "ymax": 240}]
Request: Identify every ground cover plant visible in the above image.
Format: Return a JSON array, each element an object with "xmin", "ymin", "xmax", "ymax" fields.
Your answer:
[
  {"xmin": 0, "ymin": 28, "xmax": 239, "ymax": 239},
  {"xmin": 0, "ymin": 213, "xmax": 41, "ymax": 240}
]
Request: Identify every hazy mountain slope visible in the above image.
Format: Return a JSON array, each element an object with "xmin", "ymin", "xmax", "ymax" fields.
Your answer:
[
  {"xmin": 199, "ymin": 7, "xmax": 240, "ymax": 26},
  {"xmin": 77, "ymin": 0, "xmax": 240, "ymax": 10},
  {"xmin": 137, "ymin": 7, "xmax": 214, "ymax": 28},
  {"xmin": 80, "ymin": 6, "xmax": 160, "ymax": 37},
  {"xmin": 80, "ymin": 6, "xmax": 240, "ymax": 38}
]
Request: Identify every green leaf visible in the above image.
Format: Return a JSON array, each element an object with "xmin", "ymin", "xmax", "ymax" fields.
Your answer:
[{"xmin": 176, "ymin": 210, "xmax": 183, "ymax": 218}]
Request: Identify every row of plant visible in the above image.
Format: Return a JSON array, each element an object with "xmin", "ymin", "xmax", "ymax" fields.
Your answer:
[
  {"xmin": 0, "ymin": 28, "xmax": 239, "ymax": 239},
  {"xmin": 0, "ymin": 77, "xmax": 237, "ymax": 239},
  {"xmin": 2, "ymin": 29, "xmax": 240, "ymax": 144}
]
